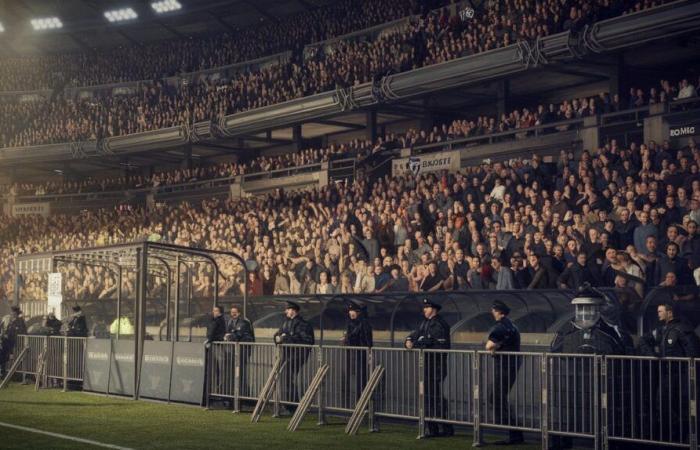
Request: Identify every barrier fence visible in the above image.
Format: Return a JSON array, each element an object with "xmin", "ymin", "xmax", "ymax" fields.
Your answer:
[
  {"xmin": 13, "ymin": 335, "xmax": 86, "ymax": 388},
  {"xmin": 10, "ymin": 337, "xmax": 700, "ymax": 449}
]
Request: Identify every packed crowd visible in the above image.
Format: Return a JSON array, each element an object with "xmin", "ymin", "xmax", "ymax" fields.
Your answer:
[
  {"xmin": 3, "ymin": 146, "xmax": 345, "ymax": 196},
  {"xmin": 0, "ymin": 0, "xmax": 673, "ymax": 149},
  {"xmin": 0, "ymin": 0, "xmax": 430, "ymax": 92},
  {"xmin": 2, "ymin": 132, "xmax": 699, "ymax": 312},
  {"xmin": 6, "ymin": 79, "xmax": 690, "ymax": 197}
]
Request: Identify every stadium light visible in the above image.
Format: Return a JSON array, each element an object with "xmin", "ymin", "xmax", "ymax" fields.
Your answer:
[
  {"xmin": 30, "ymin": 17, "xmax": 63, "ymax": 30},
  {"xmin": 104, "ymin": 7, "xmax": 138, "ymax": 23},
  {"xmin": 151, "ymin": 0, "xmax": 182, "ymax": 14}
]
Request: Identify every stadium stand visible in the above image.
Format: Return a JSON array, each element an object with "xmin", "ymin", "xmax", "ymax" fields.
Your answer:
[
  {"xmin": 3, "ymin": 1, "xmax": 700, "ymax": 448},
  {"xmin": 0, "ymin": 0, "xmax": 675, "ymax": 148}
]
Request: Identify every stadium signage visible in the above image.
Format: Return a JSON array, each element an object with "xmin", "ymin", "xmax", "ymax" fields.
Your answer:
[
  {"xmin": 392, "ymin": 150, "xmax": 461, "ymax": 177},
  {"xmin": 114, "ymin": 353, "xmax": 135, "ymax": 362},
  {"xmin": 145, "ymin": 355, "xmax": 170, "ymax": 364},
  {"xmin": 11, "ymin": 202, "xmax": 50, "ymax": 217},
  {"xmin": 87, "ymin": 351, "xmax": 109, "ymax": 361},
  {"xmin": 669, "ymin": 125, "xmax": 696, "ymax": 137},
  {"xmin": 176, "ymin": 356, "xmax": 204, "ymax": 367}
]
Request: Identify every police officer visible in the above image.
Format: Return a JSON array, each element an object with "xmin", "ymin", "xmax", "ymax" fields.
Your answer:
[
  {"xmin": 225, "ymin": 305, "xmax": 255, "ymax": 343},
  {"xmin": 65, "ymin": 305, "xmax": 88, "ymax": 337},
  {"xmin": 0, "ymin": 306, "xmax": 27, "ymax": 378},
  {"xmin": 341, "ymin": 300, "xmax": 372, "ymax": 401},
  {"xmin": 551, "ymin": 288, "xmax": 632, "ymax": 355},
  {"xmin": 206, "ymin": 305, "xmax": 227, "ymax": 344},
  {"xmin": 205, "ymin": 305, "xmax": 227, "ymax": 397},
  {"xmin": 550, "ymin": 285, "xmax": 632, "ymax": 449},
  {"xmin": 225, "ymin": 305, "xmax": 255, "ymax": 397},
  {"xmin": 639, "ymin": 302, "xmax": 700, "ymax": 443},
  {"xmin": 43, "ymin": 312, "xmax": 63, "ymax": 336},
  {"xmin": 274, "ymin": 301, "xmax": 314, "ymax": 410},
  {"xmin": 639, "ymin": 302, "xmax": 700, "ymax": 357},
  {"xmin": 405, "ymin": 298, "xmax": 453, "ymax": 438},
  {"xmin": 486, "ymin": 300, "xmax": 524, "ymax": 445}
]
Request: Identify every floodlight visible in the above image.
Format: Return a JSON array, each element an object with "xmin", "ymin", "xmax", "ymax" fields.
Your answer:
[
  {"xmin": 151, "ymin": 0, "xmax": 182, "ymax": 14},
  {"xmin": 104, "ymin": 7, "xmax": 138, "ymax": 23},
  {"xmin": 30, "ymin": 17, "xmax": 63, "ymax": 30}
]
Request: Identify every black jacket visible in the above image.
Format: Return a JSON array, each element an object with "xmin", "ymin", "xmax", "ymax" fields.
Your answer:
[
  {"xmin": 557, "ymin": 263, "xmax": 596, "ymax": 289},
  {"xmin": 0, "ymin": 315, "xmax": 27, "ymax": 343},
  {"xmin": 45, "ymin": 318, "xmax": 63, "ymax": 336},
  {"xmin": 66, "ymin": 313, "xmax": 88, "ymax": 337},
  {"xmin": 225, "ymin": 317, "xmax": 255, "ymax": 342},
  {"xmin": 206, "ymin": 315, "xmax": 227, "ymax": 343},
  {"xmin": 488, "ymin": 317, "xmax": 520, "ymax": 352},
  {"xmin": 274, "ymin": 315, "xmax": 314, "ymax": 345},
  {"xmin": 640, "ymin": 319, "xmax": 700, "ymax": 358},
  {"xmin": 405, "ymin": 315, "xmax": 451, "ymax": 349},
  {"xmin": 344, "ymin": 317, "xmax": 373, "ymax": 347}
]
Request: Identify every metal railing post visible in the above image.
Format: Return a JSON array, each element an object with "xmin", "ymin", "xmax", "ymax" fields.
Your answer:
[
  {"xmin": 473, "ymin": 351, "xmax": 483, "ymax": 447},
  {"xmin": 233, "ymin": 342, "xmax": 241, "ymax": 413},
  {"xmin": 541, "ymin": 354, "xmax": 548, "ymax": 450},
  {"xmin": 417, "ymin": 349, "xmax": 425, "ymax": 439},
  {"xmin": 205, "ymin": 345, "xmax": 212, "ymax": 410},
  {"xmin": 317, "ymin": 346, "xmax": 326, "ymax": 426},
  {"xmin": 690, "ymin": 359, "xmax": 697, "ymax": 450},
  {"xmin": 367, "ymin": 348, "xmax": 378, "ymax": 432},
  {"xmin": 273, "ymin": 345, "xmax": 281, "ymax": 418},
  {"xmin": 596, "ymin": 356, "xmax": 604, "ymax": 450},
  {"xmin": 62, "ymin": 337, "xmax": 68, "ymax": 392}
]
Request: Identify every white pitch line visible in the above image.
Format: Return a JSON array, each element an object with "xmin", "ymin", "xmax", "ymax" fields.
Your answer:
[{"xmin": 0, "ymin": 421, "xmax": 134, "ymax": 450}]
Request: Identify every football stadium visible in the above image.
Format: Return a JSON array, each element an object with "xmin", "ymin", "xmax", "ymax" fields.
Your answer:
[{"xmin": 1, "ymin": 0, "xmax": 700, "ymax": 448}]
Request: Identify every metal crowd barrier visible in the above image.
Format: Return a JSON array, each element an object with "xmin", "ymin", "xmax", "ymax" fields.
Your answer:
[
  {"xmin": 204, "ymin": 344, "xmax": 699, "ymax": 448},
  {"xmin": 9, "ymin": 336, "xmax": 700, "ymax": 449},
  {"xmin": 13, "ymin": 335, "xmax": 86, "ymax": 387}
]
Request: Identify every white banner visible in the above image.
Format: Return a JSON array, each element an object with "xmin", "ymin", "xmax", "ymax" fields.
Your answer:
[
  {"xmin": 48, "ymin": 272, "xmax": 63, "ymax": 320},
  {"xmin": 11, "ymin": 202, "xmax": 50, "ymax": 217},
  {"xmin": 392, "ymin": 150, "xmax": 461, "ymax": 177}
]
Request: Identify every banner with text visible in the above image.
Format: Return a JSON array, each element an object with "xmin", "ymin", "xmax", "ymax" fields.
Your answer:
[
  {"xmin": 12, "ymin": 202, "xmax": 50, "ymax": 217},
  {"xmin": 392, "ymin": 150, "xmax": 461, "ymax": 177},
  {"xmin": 47, "ymin": 272, "xmax": 63, "ymax": 320}
]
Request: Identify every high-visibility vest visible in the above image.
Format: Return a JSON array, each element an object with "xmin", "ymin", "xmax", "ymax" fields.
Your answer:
[{"xmin": 110, "ymin": 317, "xmax": 134, "ymax": 335}]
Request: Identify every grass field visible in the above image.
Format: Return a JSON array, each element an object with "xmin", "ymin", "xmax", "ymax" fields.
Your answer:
[{"xmin": 0, "ymin": 383, "xmax": 548, "ymax": 449}]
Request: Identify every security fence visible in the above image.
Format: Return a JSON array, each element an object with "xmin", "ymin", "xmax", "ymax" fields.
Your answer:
[
  {"xmin": 10, "ymin": 336, "xmax": 700, "ymax": 449},
  {"xmin": 13, "ymin": 335, "xmax": 86, "ymax": 387}
]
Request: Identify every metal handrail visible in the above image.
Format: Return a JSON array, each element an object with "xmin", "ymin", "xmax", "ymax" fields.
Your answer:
[{"xmin": 412, "ymin": 117, "xmax": 585, "ymax": 154}]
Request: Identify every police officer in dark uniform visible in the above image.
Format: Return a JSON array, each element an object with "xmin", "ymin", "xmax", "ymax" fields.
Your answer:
[
  {"xmin": 639, "ymin": 302, "xmax": 700, "ymax": 443},
  {"xmin": 405, "ymin": 298, "xmax": 454, "ymax": 438},
  {"xmin": 43, "ymin": 313, "xmax": 63, "ymax": 336},
  {"xmin": 0, "ymin": 306, "xmax": 27, "ymax": 378},
  {"xmin": 65, "ymin": 305, "xmax": 88, "ymax": 337},
  {"xmin": 341, "ymin": 300, "xmax": 373, "ymax": 401},
  {"xmin": 639, "ymin": 302, "xmax": 700, "ymax": 357},
  {"xmin": 486, "ymin": 300, "xmax": 524, "ymax": 445},
  {"xmin": 224, "ymin": 305, "xmax": 255, "ymax": 397},
  {"xmin": 205, "ymin": 305, "xmax": 227, "ymax": 397},
  {"xmin": 550, "ymin": 285, "xmax": 633, "ymax": 449},
  {"xmin": 274, "ymin": 301, "xmax": 314, "ymax": 410}
]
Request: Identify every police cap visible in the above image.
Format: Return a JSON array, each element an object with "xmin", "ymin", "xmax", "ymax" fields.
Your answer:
[
  {"xmin": 491, "ymin": 300, "xmax": 511, "ymax": 315},
  {"xmin": 422, "ymin": 298, "xmax": 442, "ymax": 311},
  {"xmin": 285, "ymin": 301, "xmax": 300, "ymax": 311}
]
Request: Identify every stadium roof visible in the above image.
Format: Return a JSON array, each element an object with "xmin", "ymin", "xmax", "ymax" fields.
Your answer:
[{"xmin": 0, "ymin": 0, "xmax": 332, "ymax": 55}]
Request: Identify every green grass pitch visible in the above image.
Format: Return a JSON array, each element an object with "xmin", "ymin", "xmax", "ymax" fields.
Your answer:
[{"xmin": 0, "ymin": 383, "xmax": 546, "ymax": 449}]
